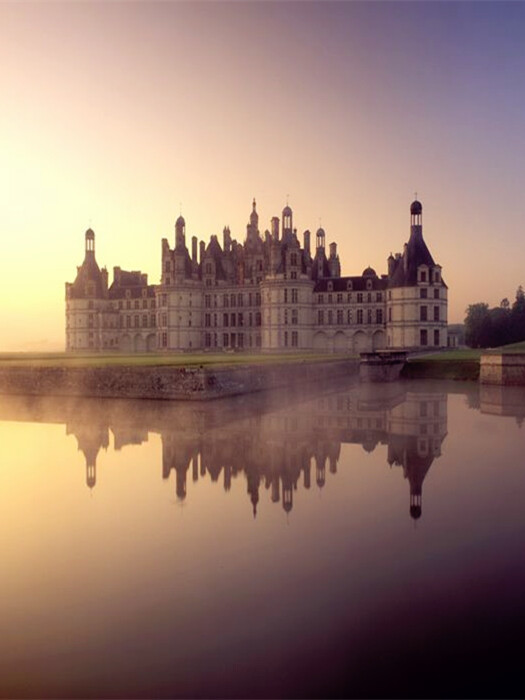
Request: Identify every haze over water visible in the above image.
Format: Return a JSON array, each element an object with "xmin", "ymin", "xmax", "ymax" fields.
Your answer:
[{"xmin": 1, "ymin": 380, "xmax": 525, "ymax": 698}]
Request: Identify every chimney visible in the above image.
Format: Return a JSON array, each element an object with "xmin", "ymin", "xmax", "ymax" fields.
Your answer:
[
  {"xmin": 271, "ymin": 217, "xmax": 280, "ymax": 241},
  {"xmin": 223, "ymin": 226, "xmax": 231, "ymax": 253},
  {"xmin": 200, "ymin": 241, "xmax": 206, "ymax": 263},
  {"xmin": 303, "ymin": 230, "xmax": 311, "ymax": 256},
  {"xmin": 192, "ymin": 236, "xmax": 198, "ymax": 263},
  {"xmin": 329, "ymin": 242, "xmax": 337, "ymax": 259}
]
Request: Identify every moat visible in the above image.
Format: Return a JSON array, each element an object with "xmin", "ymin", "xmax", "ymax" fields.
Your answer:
[{"xmin": 1, "ymin": 379, "xmax": 525, "ymax": 698}]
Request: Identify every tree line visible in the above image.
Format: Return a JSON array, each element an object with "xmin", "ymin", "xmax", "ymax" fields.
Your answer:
[{"xmin": 465, "ymin": 287, "xmax": 525, "ymax": 348}]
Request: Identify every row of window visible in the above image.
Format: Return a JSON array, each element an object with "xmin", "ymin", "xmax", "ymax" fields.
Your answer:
[
  {"xmin": 204, "ymin": 312, "xmax": 262, "ymax": 328},
  {"xmin": 420, "ymin": 305, "xmax": 441, "ymax": 322},
  {"xmin": 205, "ymin": 292, "xmax": 263, "ymax": 309},
  {"xmin": 421, "ymin": 329, "xmax": 441, "ymax": 346},
  {"xmin": 420, "ymin": 288, "xmax": 441, "ymax": 299},
  {"xmin": 203, "ymin": 333, "xmax": 262, "ymax": 349},
  {"xmin": 318, "ymin": 292, "xmax": 383, "ymax": 304},
  {"xmin": 318, "ymin": 309, "xmax": 384, "ymax": 325}
]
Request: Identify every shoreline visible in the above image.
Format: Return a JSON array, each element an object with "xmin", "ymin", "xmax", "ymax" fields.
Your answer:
[{"xmin": 0, "ymin": 357, "xmax": 360, "ymax": 401}]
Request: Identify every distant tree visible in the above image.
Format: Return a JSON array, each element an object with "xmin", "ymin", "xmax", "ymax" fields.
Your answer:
[
  {"xmin": 465, "ymin": 303, "xmax": 492, "ymax": 348},
  {"xmin": 511, "ymin": 286, "xmax": 525, "ymax": 343},
  {"xmin": 500, "ymin": 298, "xmax": 510, "ymax": 310},
  {"xmin": 489, "ymin": 305, "xmax": 511, "ymax": 346}
]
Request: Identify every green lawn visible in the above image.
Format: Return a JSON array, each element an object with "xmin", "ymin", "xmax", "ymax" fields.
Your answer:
[{"xmin": 0, "ymin": 351, "xmax": 356, "ymax": 368}]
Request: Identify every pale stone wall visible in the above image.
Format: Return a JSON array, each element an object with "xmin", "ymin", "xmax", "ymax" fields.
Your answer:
[
  {"xmin": 386, "ymin": 280, "xmax": 447, "ymax": 349},
  {"xmin": 480, "ymin": 354, "xmax": 525, "ymax": 385}
]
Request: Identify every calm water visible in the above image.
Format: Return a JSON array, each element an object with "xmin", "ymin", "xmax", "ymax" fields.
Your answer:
[{"xmin": 1, "ymin": 379, "xmax": 525, "ymax": 698}]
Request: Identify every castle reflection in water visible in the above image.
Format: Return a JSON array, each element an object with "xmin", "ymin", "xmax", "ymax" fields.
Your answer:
[
  {"xmin": 1, "ymin": 382, "xmax": 450, "ymax": 520},
  {"xmin": 54, "ymin": 382, "xmax": 447, "ymax": 521}
]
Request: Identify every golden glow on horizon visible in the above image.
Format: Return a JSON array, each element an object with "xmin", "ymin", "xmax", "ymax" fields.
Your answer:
[{"xmin": 2, "ymin": 2, "xmax": 525, "ymax": 349}]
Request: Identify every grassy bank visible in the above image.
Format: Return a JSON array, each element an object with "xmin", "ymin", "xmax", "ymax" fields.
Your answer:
[{"xmin": 0, "ymin": 351, "xmax": 354, "ymax": 369}]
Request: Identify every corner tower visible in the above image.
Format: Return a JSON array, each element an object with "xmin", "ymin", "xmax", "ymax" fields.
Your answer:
[{"xmin": 386, "ymin": 199, "xmax": 448, "ymax": 349}]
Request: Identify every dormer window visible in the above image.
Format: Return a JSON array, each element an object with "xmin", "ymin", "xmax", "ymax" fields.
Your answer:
[
  {"xmin": 419, "ymin": 268, "xmax": 428, "ymax": 283},
  {"xmin": 366, "ymin": 279, "xmax": 373, "ymax": 290},
  {"xmin": 434, "ymin": 270, "xmax": 440, "ymax": 283},
  {"xmin": 327, "ymin": 281, "xmax": 333, "ymax": 292},
  {"xmin": 346, "ymin": 280, "xmax": 353, "ymax": 290}
]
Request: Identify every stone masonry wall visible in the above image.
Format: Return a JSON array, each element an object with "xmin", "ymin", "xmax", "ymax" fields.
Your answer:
[{"xmin": 0, "ymin": 359, "xmax": 359, "ymax": 401}]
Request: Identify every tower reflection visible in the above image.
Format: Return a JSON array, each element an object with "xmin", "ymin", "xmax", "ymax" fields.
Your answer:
[{"xmin": 0, "ymin": 382, "xmax": 449, "ymax": 520}]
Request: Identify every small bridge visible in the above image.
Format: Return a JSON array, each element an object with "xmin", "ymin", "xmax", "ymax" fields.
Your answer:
[{"xmin": 359, "ymin": 351, "xmax": 408, "ymax": 382}]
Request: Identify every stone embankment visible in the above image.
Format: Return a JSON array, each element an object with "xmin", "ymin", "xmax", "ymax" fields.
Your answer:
[
  {"xmin": 480, "ymin": 354, "xmax": 525, "ymax": 385},
  {"xmin": 0, "ymin": 359, "xmax": 359, "ymax": 401}
]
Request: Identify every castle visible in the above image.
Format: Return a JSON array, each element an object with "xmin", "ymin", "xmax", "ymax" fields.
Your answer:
[{"xmin": 65, "ymin": 198, "xmax": 447, "ymax": 353}]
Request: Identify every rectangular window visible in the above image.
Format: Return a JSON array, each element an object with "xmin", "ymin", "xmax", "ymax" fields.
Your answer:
[
  {"xmin": 284, "ymin": 289, "xmax": 288, "ymax": 303},
  {"xmin": 292, "ymin": 289, "xmax": 298, "ymax": 303},
  {"xmin": 434, "ymin": 306, "xmax": 440, "ymax": 321},
  {"xmin": 205, "ymin": 313, "xmax": 211, "ymax": 327},
  {"xmin": 376, "ymin": 309, "xmax": 383, "ymax": 324},
  {"xmin": 357, "ymin": 293, "xmax": 363, "ymax": 303},
  {"xmin": 420, "ymin": 288, "xmax": 427, "ymax": 299},
  {"xmin": 238, "ymin": 313, "xmax": 243, "ymax": 326},
  {"xmin": 367, "ymin": 309, "xmax": 372, "ymax": 324},
  {"xmin": 231, "ymin": 294, "xmax": 236, "ymax": 307},
  {"xmin": 238, "ymin": 333, "xmax": 244, "ymax": 348},
  {"xmin": 337, "ymin": 293, "xmax": 342, "ymax": 303},
  {"xmin": 142, "ymin": 314, "xmax": 147, "ymax": 327},
  {"xmin": 214, "ymin": 314, "xmax": 217, "ymax": 327},
  {"xmin": 434, "ymin": 288, "xmax": 440, "ymax": 299},
  {"xmin": 347, "ymin": 309, "xmax": 352, "ymax": 324},
  {"xmin": 223, "ymin": 333, "xmax": 229, "ymax": 347},
  {"xmin": 205, "ymin": 333, "xmax": 211, "ymax": 347},
  {"xmin": 284, "ymin": 331, "xmax": 288, "ymax": 347},
  {"xmin": 376, "ymin": 292, "xmax": 382, "ymax": 302},
  {"xmin": 337, "ymin": 309, "xmax": 343, "ymax": 324},
  {"xmin": 318, "ymin": 294, "xmax": 323, "ymax": 304},
  {"xmin": 420, "ymin": 270, "xmax": 427, "ymax": 283},
  {"xmin": 291, "ymin": 331, "xmax": 298, "ymax": 347},
  {"xmin": 420, "ymin": 306, "xmax": 428, "ymax": 322},
  {"xmin": 223, "ymin": 294, "xmax": 229, "ymax": 308},
  {"xmin": 256, "ymin": 312, "xmax": 261, "ymax": 326},
  {"xmin": 231, "ymin": 313, "xmax": 236, "ymax": 327},
  {"xmin": 318, "ymin": 310, "xmax": 324, "ymax": 325},
  {"xmin": 150, "ymin": 314, "xmax": 155, "ymax": 327},
  {"xmin": 205, "ymin": 295, "xmax": 211, "ymax": 308},
  {"xmin": 162, "ymin": 332, "xmax": 167, "ymax": 348},
  {"xmin": 328, "ymin": 310, "xmax": 333, "ymax": 325},
  {"xmin": 328, "ymin": 293, "xmax": 333, "ymax": 304},
  {"xmin": 434, "ymin": 329, "xmax": 440, "ymax": 346},
  {"xmin": 223, "ymin": 313, "xmax": 229, "ymax": 327},
  {"xmin": 292, "ymin": 309, "xmax": 298, "ymax": 325},
  {"xmin": 357, "ymin": 309, "xmax": 363, "ymax": 324},
  {"xmin": 420, "ymin": 329, "xmax": 428, "ymax": 346},
  {"xmin": 238, "ymin": 294, "xmax": 243, "ymax": 307}
]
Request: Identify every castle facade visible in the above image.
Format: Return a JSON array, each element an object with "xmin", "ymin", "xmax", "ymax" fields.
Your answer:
[{"xmin": 65, "ymin": 198, "xmax": 447, "ymax": 353}]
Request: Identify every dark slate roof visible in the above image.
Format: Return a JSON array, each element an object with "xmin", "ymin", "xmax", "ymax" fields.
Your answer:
[
  {"xmin": 108, "ymin": 269, "xmax": 155, "ymax": 299},
  {"xmin": 314, "ymin": 275, "xmax": 387, "ymax": 293},
  {"xmin": 204, "ymin": 236, "xmax": 227, "ymax": 280},
  {"xmin": 388, "ymin": 229, "xmax": 436, "ymax": 288},
  {"xmin": 68, "ymin": 252, "xmax": 105, "ymax": 299}
]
